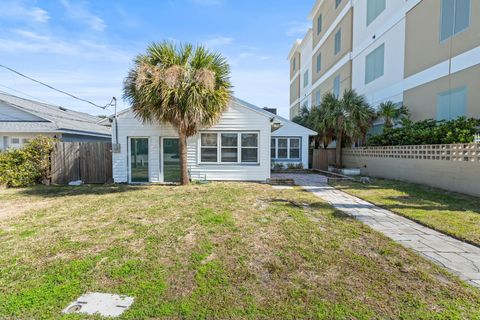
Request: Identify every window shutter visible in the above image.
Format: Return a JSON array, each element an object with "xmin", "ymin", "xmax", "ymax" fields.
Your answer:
[
  {"xmin": 333, "ymin": 75, "xmax": 340, "ymax": 98},
  {"xmin": 454, "ymin": 0, "xmax": 470, "ymax": 34}
]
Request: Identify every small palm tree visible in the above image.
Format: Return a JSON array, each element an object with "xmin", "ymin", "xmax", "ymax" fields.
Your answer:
[
  {"xmin": 124, "ymin": 41, "xmax": 233, "ymax": 185},
  {"xmin": 378, "ymin": 101, "xmax": 409, "ymax": 128},
  {"xmin": 323, "ymin": 90, "xmax": 372, "ymax": 168},
  {"xmin": 308, "ymin": 105, "xmax": 335, "ymax": 149}
]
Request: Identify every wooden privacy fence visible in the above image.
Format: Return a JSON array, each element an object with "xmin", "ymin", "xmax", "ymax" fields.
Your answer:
[
  {"xmin": 50, "ymin": 142, "xmax": 113, "ymax": 184},
  {"xmin": 312, "ymin": 149, "xmax": 336, "ymax": 170}
]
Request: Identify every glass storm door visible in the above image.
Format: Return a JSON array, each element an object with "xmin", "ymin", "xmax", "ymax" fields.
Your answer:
[
  {"xmin": 163, "ymin": 138, "xmax": 180, "ymax": 183},
  {"xmin": 130, "ymin": 138, "xmax": 149, "ymax": 183}
]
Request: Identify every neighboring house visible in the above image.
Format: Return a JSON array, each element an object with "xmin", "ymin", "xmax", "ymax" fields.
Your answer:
[
  {"xmin": 0, "ymin": 92, "xmax": 111, "ymax": 150},
  {"xmin": 289, "ymin": 0, "xmax": 480, "ymax": 128},
  {"xmin": 111, "ymin": 98, "xmax": 315, "ymax": 183}
]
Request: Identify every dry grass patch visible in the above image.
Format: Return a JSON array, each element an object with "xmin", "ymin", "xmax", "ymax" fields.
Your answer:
[{"xmin": 0, "ymin": 183, "xmax": 479, "ymax": 319}]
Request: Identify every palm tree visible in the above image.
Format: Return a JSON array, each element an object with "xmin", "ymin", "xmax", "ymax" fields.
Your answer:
[
  {"xmin": 377, "ymin": 101, "xmax": 409, "ymax": 128},
  {"xmin": 124, "ymin": 41, "xmax": 233, "ymax": 185},
  {"xmin": 308, "ymin": 105, "xmax": 335, "ymax": 149},
  {"xmin": 323, "ymin": 90, "xmax": 372, "ymax": 168}
]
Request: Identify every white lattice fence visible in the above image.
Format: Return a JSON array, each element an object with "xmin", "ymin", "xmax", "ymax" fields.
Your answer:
[{"xmin": 343, "ymin": 143, "xmax": 480, "ymax": 163}]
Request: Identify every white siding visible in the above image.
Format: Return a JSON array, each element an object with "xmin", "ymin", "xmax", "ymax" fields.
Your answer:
[
  {"xmin": 272, "ymin": 120, "xmax": 314, "ymax": 169},
  {"xmin": 0, "ymin": 133, "xmax": 57, "ymax": 151},
  {"xmin": 112, "ymin": 101, "xmax": 271, "ymax": 183},
  {"xmin": 0, "ymin": 102, "xmax": 45, "ymax": 121}
]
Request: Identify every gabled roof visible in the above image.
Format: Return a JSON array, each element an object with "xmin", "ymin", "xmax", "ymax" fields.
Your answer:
[{"xmin": 0, "ymin": 92, "xmax": 111, "ymax": 137}]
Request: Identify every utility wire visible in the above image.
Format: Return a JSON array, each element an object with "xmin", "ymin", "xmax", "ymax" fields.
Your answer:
[{"xmin": 0, "ymin": 64, "xmax": 110, "ymax": 110}]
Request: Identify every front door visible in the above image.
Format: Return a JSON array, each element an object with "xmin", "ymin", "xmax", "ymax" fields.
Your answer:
[
  {"xmin": 163, "ymin": 138, "xmax": 180, "ymax": 183},
  {"xmin": 130, "ymin": 138, "xmax": 149, "ymax": 183}
]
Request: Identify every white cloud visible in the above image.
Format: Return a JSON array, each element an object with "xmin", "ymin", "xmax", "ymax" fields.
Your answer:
[
  {"xmin": 14, "ymin": 29, "xmax": 50, "ymax": 41},
  {"xmin": 0, "ymin": 2, "xmax": 50, "ymax": 23},
  {"xmin": 285, "ymin": 21, "xmax": 310, "ymax": 37},
  {"xmin": 204, "ymin": 36, "xmax": 234, "ymax": 49},
  {"xmin": 60, "ymin": 0, "xmax": 106, "ymax": 31}
]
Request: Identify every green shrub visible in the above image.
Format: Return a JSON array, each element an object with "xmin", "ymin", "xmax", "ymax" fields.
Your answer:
[
  {"xmin": 0, "ymin": 136, "xmax": 56, "ymax": 187},
  {"xmin": 367, "ymin": 117, "xmax": 480, "ymax": 146}
]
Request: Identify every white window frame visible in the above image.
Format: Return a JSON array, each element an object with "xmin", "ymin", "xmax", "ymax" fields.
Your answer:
[
  {"xmin": 198, "ymin": 132, "xmax": 260, "ymax": 165},
  {"xmin": 10, "ymin": 137, "xmax": 21, "ymax": 145},
  {"xmin": 271, "ymin": 137, "xmax": 301, "ymax": 161}
]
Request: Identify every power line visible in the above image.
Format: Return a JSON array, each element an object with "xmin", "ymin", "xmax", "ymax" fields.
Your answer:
[
  {"xmin": 0, "ymin": 83, "xmax": 54, "ymax": 105},
  {"xmin": 0, "ymin": 64, "xmax": 110, "ymax": 110}
]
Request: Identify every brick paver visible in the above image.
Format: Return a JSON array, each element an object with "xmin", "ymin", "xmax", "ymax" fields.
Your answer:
[{"xmin": 272, "ymin": 173, "xmax": 480, "ymax": 288}]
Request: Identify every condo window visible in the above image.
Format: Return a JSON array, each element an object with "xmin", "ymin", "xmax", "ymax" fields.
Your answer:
[
  {"xmin": 200, "ymin": 132, "xmax": 259, "ymax": 164},
  {"xmin": 272, "ymin": 137, "xmax": 301, "ymax": 160},
  {"xmin": 440, "ymin": 0, "xmax": 470, "ymax": 41},
  {"xmin": 334, "ymin": 29, "xmax": 342, "ymax": 55},
  {"xmin": 335, "ymin": 0, "xmax": 342, "ymax": 9},
  {"xmin": 333, "ymin": 75, "xmax": 340, "ymax": 98},
  {"xmin": 316, "ymin": 53, "xmax": 322, "ymax": 73},
  {"xmin": 436, "ymin": 86, "xmax": 467, "ymax": 121},
  {"xmin": 317, "ymin": 14, "xmax": 322, "ymax": 35},
  {"xmin": 367, "ymin": 0, "xmax": 386, "ymax": 26},
  {"xmin": 303, "ymin": 70, "xmax": 309, "ymax": 88},
  {"xmin": 365, "ymin": 43, "xmax": 385, "ymax": 84}
]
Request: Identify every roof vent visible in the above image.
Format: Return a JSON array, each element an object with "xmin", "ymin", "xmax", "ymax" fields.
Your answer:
[{"xmin": 59, "ymin": 107, "xmax": 68, "ymax": 111}]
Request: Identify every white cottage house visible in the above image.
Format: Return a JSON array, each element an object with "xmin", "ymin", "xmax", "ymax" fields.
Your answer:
[{"xmin": 111, "ymin": 98, "xmax": 315, "ymax": 183}]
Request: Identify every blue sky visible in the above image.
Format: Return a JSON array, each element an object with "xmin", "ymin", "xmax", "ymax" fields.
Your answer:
[{"xmin": 0, "ymin": 0, "xmax": 312, "ymax": 117}]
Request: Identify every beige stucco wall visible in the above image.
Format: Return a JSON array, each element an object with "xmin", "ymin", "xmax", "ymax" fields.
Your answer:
[
  {"xmin": 312, "ymin": 9, "xmax": 353, "ymax": 84},
  {"xmin": 314, "ymin": 60, "xmax": 352, "ymax": 98},
  {"xmin": 290, "ymin": 75, "xmax": 300, "ymax": 104},
  {"xmin": 290, "ymin": 102, "xmax": 300, "ymax": 119},
  {"xmin": 343, "ymin": 152, "xmax": 480, "ymax": 198},
  {"xmin": 405, "ymin": 0, "xmax": 480, "ymax": 77},
  {"xmin": 312, "ymin": 0, "xmax": 349, "ymax": 48},
  {"xmin": 290, "ymin": 52, "xmax": 301, "ymax": 80},
  {"xmin": 404, "ymin": 64, "xmax": 480, "ymax": 121}
]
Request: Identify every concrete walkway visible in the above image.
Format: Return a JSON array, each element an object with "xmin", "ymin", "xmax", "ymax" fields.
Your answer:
[{"xmin": 272, "ymin": 174, "xmax": 480, "ymax": 289}]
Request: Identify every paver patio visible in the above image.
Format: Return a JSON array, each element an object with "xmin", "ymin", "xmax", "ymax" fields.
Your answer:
[{"xmin": 272, "ymin": 174, "xmax": 480, "ymax": 289}]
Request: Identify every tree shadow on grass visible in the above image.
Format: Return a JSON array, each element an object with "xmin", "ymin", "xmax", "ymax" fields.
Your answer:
[{"xmin": 18, "ymin": 184, "xmax": 149, "ymax": 198}]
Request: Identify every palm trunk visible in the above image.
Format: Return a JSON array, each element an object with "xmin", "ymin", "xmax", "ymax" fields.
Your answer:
[
  {"xmin": 178, "ymin": 130, "xmax": 189, "ymax": 185},
  {"xmin": 335, "ymin": 130, "xmax": 343, "ymax": 169}
]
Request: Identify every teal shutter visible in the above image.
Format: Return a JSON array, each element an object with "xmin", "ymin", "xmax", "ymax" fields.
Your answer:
[
  {"xmin": 316, "ymin": 53, "xmax": 322, "ymax": 73},
  {"xmin": 441, "ymin": 0, "xmax": 470, "ymax": 41},
  {"xmin": 303, "ymin": 70, "xmax": 309, "ymax": 87},
  {"xmin": 335, "ymin": 0, "xmax": 341, "ymax": 8},
  {"xmin": 333, "ymin": 75, "xmax": 340, "ymax": 98},
  {"xmin": 317, "ymin": 15, "xmax": 322, "ymax": 35},
  {"xmin": 367, "ymin": 0, "xmax": 386, "ymax": 26},
  {"xmin": 315, "ymin": 90, "xmax": 321, "ymax": 106},
  {"xmin": 334, "ymin": 29, "xmax": 342, "ymax": 55},
  {"xmin": 454, "ymin": 0, "xmax": 470, "ymax": 34},
  {"xmin": 440, "ymin": 0, "xmax": 455, "ymax": 41},
  {"xmin": 365, "ymin": 43, "xmax": 385, "ymax": 84},
  {"xmin": 436, "ymin": 86, "xmax": 467, "ymax": 120}
]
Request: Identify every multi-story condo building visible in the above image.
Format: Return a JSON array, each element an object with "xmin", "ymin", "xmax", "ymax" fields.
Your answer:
[{"xmin": 289, "ymin": 0, "xmax": 480, "ymax": 131}]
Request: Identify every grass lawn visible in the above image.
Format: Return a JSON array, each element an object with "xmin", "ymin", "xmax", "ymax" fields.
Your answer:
[
  {"xmin": 331, "ymin": 178, "xmax": 480, "ymax": 247},
  {"xmin": 0, "ymin": 183, "xmax": 479, "ymax": 319}
]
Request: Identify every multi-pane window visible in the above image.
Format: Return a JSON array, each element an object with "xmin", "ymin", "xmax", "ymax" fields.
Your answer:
[
  {"xmin": 317, "ymin": 14, "xmax": 322, "ymax": 35},
  {"xmin": 200, "ymin": 132, "xmax": 259, "ymax": 164},
  {"xmin": 440, "ymin": 0, "xmax": 470, "ymax": 41},
  {"xmin": 365, "ymin": 43, "xmax": 385, "ymax": 84},
  {"xmin": 200, "ymin": 133, "xmax": 218, "ymax": 162},
  {"xmin": 316, "ymin": 53, "xmax": 322, "ymax": 73},
  {"xmin": 334, "ymin": 29, "xmax": 342, "ymax": 55},
  {"xmin": 303, "ymin": 70, "xmax": 309, "ymax": 87},
  {"xmin": 335, "ymin": 0, "xmax": 342, "ymax": 9},
  {"xmin": 241, "ymin": 133, "xmax": 258, "ymax": 163},
  {"xmin": 271, "ymin": 138, "xmax": 301, "ymax": 160},
  {"xmin": 367, "ymin": 0, "xmax": 386, "ymax": 26},
  {"xmin": 436, "ymin": 86, "xmax": 467, "ymax": 121},
  {"xmin": 333, "ymin": 75, "xmax": 340, "ymax": 98}
]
